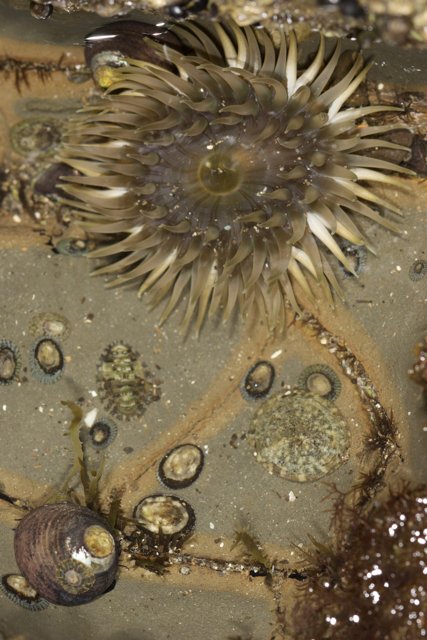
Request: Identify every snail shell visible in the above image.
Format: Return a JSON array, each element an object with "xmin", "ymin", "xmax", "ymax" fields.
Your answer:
[{"xmin": 14, "ymin": 503, "xmax": 120, "ymax": 606}]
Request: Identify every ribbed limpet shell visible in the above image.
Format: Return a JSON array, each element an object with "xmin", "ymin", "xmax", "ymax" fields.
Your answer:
[
  {"xmin": 0, "ymin": 573, "xmax": 49, "ymax": 611},
  {"xmin": 29, "ymin": 312, "xmax": 71, "ymax": 341},
  {"xmin": 297, "ymin": 364, "xmax": 342, "ymax": 401},
  {"xmin": 29, "ymin": 337, "xmax": 65, "ymax": 383},
  {"xmin": 10, "ymin": 117, "xmax": 61, "ymax": 156},
  {"xmin": 247, "ymin": 390, "xmax": 350, "ymax": 483},
  {"xmin": 88, "ymin": 418, "xmax": 118, "ymax": 450}
]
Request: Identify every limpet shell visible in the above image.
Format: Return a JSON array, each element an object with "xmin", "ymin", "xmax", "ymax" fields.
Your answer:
[
  {"xmin": 29, "ymin": 337, "xmax": 65, "ymax": 383},
  {"xmin": 133, "ymin": 494, "xmax": 195, "ymax": 537},
  {"xmin": 158, "ymin": 444, "xmax": 204, "ymax": 489},
  {"xmin": 53, "ymin": 238, "xmax": 95, "ymax": 257},
  {"xmin": 29, "ymin": 311, "xmax": 71, "ymax": 341},
  {"xmin": 0, "ymin": 339, "xmax": 21, "ymax": 385},
  {"xmin": 247, "ymin": 390, "xmax": 350, "ymax": 483},
  {"xmin": 408, "ymin": 259, "xmax": 427, "ymax": 281},
  {"xmin": 297, "ymin": 364, "xmax": 342, "ymax": 401},
  {"xmin": 55, "ymin": 559, "xmax": 95, "ymax": 596},
  {"xmin": 10, "ymin": 117, "xmax": 61, "ymax": 156},
  {"xmin": 0, "ymin": 573, "xmax": 49, "ymax": 611},
  {"xmin": 242, "ymin": 360, "xmax": 275, "ymax": 400},
  {"xmin": 88, "ymin": 418, "xmax": 118, "ymax": 450}
]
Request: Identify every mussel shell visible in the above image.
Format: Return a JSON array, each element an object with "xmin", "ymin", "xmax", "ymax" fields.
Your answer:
[
  {"xmin": 14, "ymin": 503, "xmax": 120, "ymax": 606},
  {"xmin": 84, "ymin": 20, "xmax": 184, "ymax": 70}
]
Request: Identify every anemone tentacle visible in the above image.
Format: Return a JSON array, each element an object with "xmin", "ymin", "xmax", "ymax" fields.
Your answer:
[{"xmin": 60, "ymin": 19, "xmax": 412, "ymax": 334}]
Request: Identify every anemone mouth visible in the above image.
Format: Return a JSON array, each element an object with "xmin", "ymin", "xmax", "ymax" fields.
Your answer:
[
  {"xmin": 59, "ymin": 18, "xmax": 413, "ymax": 334},
  {"xmin": 197, "ymin": 149, "xmax": 244, "ymax": 195}
]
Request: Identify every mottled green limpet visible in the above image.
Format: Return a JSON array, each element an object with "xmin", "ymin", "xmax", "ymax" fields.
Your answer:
[{"xmin": 247, "ymin": 389, "xmax": 350, "ymax": 483}]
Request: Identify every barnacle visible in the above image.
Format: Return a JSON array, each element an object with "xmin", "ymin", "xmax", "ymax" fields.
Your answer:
[{"xmin": 60, "ymin": 19, "xmax": 412, "ymax": 334}]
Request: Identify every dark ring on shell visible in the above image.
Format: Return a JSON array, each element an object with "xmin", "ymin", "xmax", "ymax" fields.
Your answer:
[
  {"xmin": 0, "ymin": 573, "xmax": 49, "ymax": 611},
  {"xmin": 297, "ymin": 364, "xmax": 342, "ymax": 401},
  {"xmin": 158, "ymin": 443, "xmax": 204, "ymax": 489},
  {"xmin": 29, "ymin": 336, "xmax": 65, "ymax": 384},
  {"xmin": 88, "ymin": 417, "xmax": 118, "ymax": 450},
  {"xmin": 241, "ymin": 360, "xmax": 275, "ymax": 400},
  {"xmin": 408, "ymin": 259, "xmax": 427, "ymax": 281}
]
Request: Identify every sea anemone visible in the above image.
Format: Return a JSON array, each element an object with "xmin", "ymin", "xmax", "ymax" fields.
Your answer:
[{"xmin": 60, "ymin": 19, "xmax": 411, "ymax": 333}]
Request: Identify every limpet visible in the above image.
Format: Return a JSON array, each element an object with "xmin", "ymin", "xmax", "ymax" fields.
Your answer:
[
  {"xmin": 158, "ymin": 444, "xmax": 204, "ymax": 489},
  {"xmin": 29, "ymin": 337, "xmax": 65, "ymax": 383},
  {"xmin": 247, "ymin": 390, "xmax": 350, "ymax": 482},
  {"xmin": 241, "ymin": 361, "xmax": 275, "ymax": 400},
  {"xmin": 88, "ymin": 418, "xmax": 118, "ymax": 450},
  {"xmin": 133, "ymin": 494, "xmax": 195, "ymax": 536},
  {"xmin": 297, "ymin": 364, "xmax": 342, "ymax": 401},
  {"xmin": 0, "ymin": 339, "xmax": 21, "ymax": 385},
  {"xmin": 29, "ymin": 311, "xmax": 71, "ymax": 341},
  {"xmin": 0, "ymin": 574, "xmax": 49, "ymax": 611}
]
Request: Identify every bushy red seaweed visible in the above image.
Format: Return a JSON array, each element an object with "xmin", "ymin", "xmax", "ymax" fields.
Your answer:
[{"xmin": 292, "ymin": 484, "xmax": 427, "ymax": 639}]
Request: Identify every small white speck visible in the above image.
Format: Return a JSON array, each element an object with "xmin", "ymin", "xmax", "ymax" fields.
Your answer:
[
  {"xmin": 209, "ymin": 522, "xmax": 215, "ymax": 530},
  {"xmin": 89, "ymin": 389, "xmax": 98, "ymax": 398},
  {"xmin": 403, "ymin": 66, "xmax": 421, "ymax": 73},
  {"xmin": 288, "ymin": 491, "xmax": 296, "ymax": 502},
  {"xmin": 179, "ymin": 566, "xmax": 191, "ymax": 575},
  {"xmin": 2, "ymin": 405, "xmax": 7, "ymax": 411},
  {"xmin": 219, "ymin": 542, "xmax": 224, "ymax": 548},
  {"xmin": 271, "ymin": 349, "xmax": 282, "ymax": 359},
  {"xmin": 396, "ymin": 265, "xmax": 401, "ymax": 272},
  {"xmin": 38, "ymin": 406, "xmax": 44, "ymax": 413},
  {"xmin": 12, "ymin": 214, "xmax": 21, "ymax": 223}
]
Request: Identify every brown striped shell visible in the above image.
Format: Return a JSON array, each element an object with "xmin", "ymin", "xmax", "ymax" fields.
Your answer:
[{"xmin": 14, "ymin": 503, "xmax": 120, "ymax": 606}]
